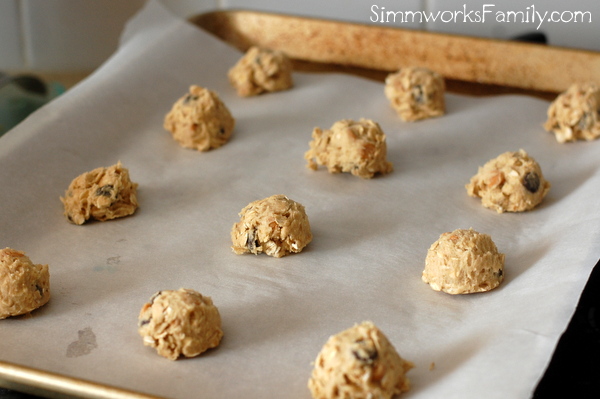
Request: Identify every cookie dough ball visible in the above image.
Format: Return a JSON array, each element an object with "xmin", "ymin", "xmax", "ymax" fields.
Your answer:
[
  {"xmin": 384, "ymin": 67, "xmax": 445, "ymax": 122},
  {"xmin": 231, "ymin": 194, "xmax": 312, "ymax": 258},
  {"xmin": 138, "ymin": 288, "xmax": 223, "ymax": 360},
  {"xmin": 466, "ymin": 149, "xmax": 550, "ymax": 213},
  {"xmin": 0, "ymin": 248, "xmax": 50, "ymax": 319},
  {"xmin": 422, "ymin": 229, "xmax": 505, "ymax": 295},
  {"xmin": 305, "ymin": 119, "xmax": 393, "ymax": 179},
  {"xmin": 163, "ymin": 85, "xmax": 235, "ymax": 151},
  {"xmin": 61, "ymin": 161, "xmax": 138, "ymax": 225},
  {"xmin": 228, "ymin": 46, "xmax": 293, "ymax": 97},
  {"xmin": 308, "ymin": 321, "xmax": 413, "ymax": 399},
  {"xmin": 544, "ymin": 82, "xmax": 600, "ymax": 143}
]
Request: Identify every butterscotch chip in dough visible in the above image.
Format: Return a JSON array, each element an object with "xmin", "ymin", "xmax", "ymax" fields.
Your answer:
[
  {"xmin": 61, "ymin": 161, "xmax": 138, "ymax": 225},
  {"xmin": 384, "ymin": 67, "xmax": 445, "ymax": 122},
  {"xmin": 0, "ymin": 248, "xmax": 50, "ymax": 319},
  {"xmin": 228, "ymin": 46, "xmax": 293, "ymax": 97},
  {"xmin": 305, "ymin": 118, "xmax": 393, "ymax": 179},
  {"xmin": 231, "ymin": 194, "xmax": 312, "ymax": 258},
  {"xmin": 422, "ymin": 228, "xmax": 505, "ymax": 295},
  {"xmin": 308, "ymin": 321, "xmax": 413, "ymax": 399},
  {"xmin": 137, "ymin": 288, "xmax": 223, "ymax": 361},
  {"xmin": 164, "ymin": 85, "xmax": 235, "ymax": 151},
  {"xmin": 466, "ymin": 149, "xmax": 550, "ymax": 213},
  {"xmin": 544, "ymin": 82, "xmax": 600, "ymax": 143}
]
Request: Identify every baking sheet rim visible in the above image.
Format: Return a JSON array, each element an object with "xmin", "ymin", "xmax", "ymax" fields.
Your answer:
[
  {"xmin": 0, "ymin": 360, "xmax": 163, "ymax": 399},
  {"xmin": 1, "ymin": 6, "xmax": 596, "ymax": 399}
]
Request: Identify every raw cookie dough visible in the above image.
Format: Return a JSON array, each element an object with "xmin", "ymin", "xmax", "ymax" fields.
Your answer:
[
  {"xmin": 466, "ymin": 149, "xmax": 550, "ymax": 213},
  {"xmin": 228, "ymin": 46, "xmax": 293, "ymax": 97},
  {"xmin": 0, "ymin": 248, "xmax": 50, "ymax": 319},
  {"xmin": 544, "ymin": 82, "xmax": 600, "ymax": 143},
  {"xmin": 163, "ymin": 85, "xmax": 235, "ymax": 151},
  {"xmin": 422, "ymin": 228, "xmax": 505, "ymax": 295},
  {"xmin": 137, "ymin": 288, "xmax": 223, "ymax": 361},
  {"xmin": 231, "ymin": 194, "xmax": 312, "ymax": 258},
  {"xmin": 61, "ymin": 161, "xmax": 138, "ymax": 225},
  {"xmin": 305, "ymin": 118, "xmax": 393, "ymax": 179},
  {"xmin": 384, "ymin": 67, "xmax": 445, "ymax": 122},
  {"xmin": 308, "ymin": 321, "xmax": 413, "ymax": 399}
]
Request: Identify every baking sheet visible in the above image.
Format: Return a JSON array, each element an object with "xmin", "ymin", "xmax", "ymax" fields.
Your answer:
[{"xmin": 1, "ymin": 1, "xmax": 599, "ymax": 398}]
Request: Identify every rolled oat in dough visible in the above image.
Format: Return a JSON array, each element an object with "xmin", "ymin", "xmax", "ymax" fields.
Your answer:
[
  {"xmin": 544, "ymin": 82, "xmax": 600, "ymax": 143},
  {"xmin": 422, "ymin": 228, "xmax": 505, "ymax": 295},
  {"xmin": 308, "ymin": 321, "xmax": 413, "ymax": 399},
  {"xmin": 61, "ymin": 161, "xmax": 138, "ymax": 225},
  {"xmin": 228, "ymin": 46, "xmax": 293, "ymax": 97},
  {"xmin": 0, "ymin": 248, "xmax": 50, "ymax": 319},
  {"xmin": 384, "ymin": 67, "xmax": 445, "ymax": 122},
  {"xmin": 466, "ymin": 149, "xmax": 550, "ymax": 213},
  {"xmin": 304, "ymin": 118, "xmax": 393, "ymax": 179},
  {"xmin": 231, "ymin": 194, "xmax": 312, "ymax": 258},
  {"xmin": 138, "ymin": 288, "xmax": 223, "ymax": 361},
  {"xmin": 163, "ymin": 85, "xmax": 235, "ymax": 151}
]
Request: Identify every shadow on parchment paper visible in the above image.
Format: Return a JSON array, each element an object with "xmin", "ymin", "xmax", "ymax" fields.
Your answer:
[
  {"xmin": 134, "ymin": 178, "xmax": 233, "ymax": 223},
  {"xmin": 216, "ymin": 291, "xmax": 330, "ymax": 353},
  {"xmin": 307, "ymin": 200, "xmax": 402, "ymax": 255},
  {"xmin": 384, "ymin": 144, "xmax": 406, "ymax": 174},
  {"xmin": 538, "ymin": 164, "xmax": 597, "ymax": 211},
  {"xmin": 409, "ymin": 333, "xmax": 489, "ymax": 395},
  {"xmin": 501, "ymin": 240, "xmax": 554, "ymax": 287},
  {"xmin": 443, "ymin": 92, "xmax": 491, "ymax": 116},
  {"xmin": 39, "ymin": 254, "xmax": 147, "ymax": 314}
]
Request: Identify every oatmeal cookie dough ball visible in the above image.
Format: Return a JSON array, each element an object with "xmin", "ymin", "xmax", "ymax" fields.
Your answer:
[
  {"xmin": 0, "ymin": 248, "xmax": 50, "ymax": 319},
  {"xmin": 164, "ymin": 85, "xmax": 235, "ymax": 151},
  {"xmin": 466, "ymin": 149, "xmax": 550, "ymax": 213},
  {"xmin": 138, "ymin": 288, "xmax": 223, "ymax": 361},
  {"xmin": 305, "ymin": 118, "xmax": 393, "ymax": 179},
  {"xmin": 308, "ymin": 321, "xmax": 413, "ymax": 399},
  {"xmin": 422, "ymin": 229, "xmax": 505, "ymax": 295},
  {"xmin": 384, "ymin": 66, "xmax": 445, "ymax": 122},
  {"xmin": 544, "ymin": 82, "xmax": 600, "ymax": 143},
  {"xmin": 231, "ymin": 194, "xmax": 312, "ymax": 258},
  {"xmin": 61, "ymin": 161, "xmax": 138, "ymax": 225},
  {"xmin": 228, "ymin": 46, "xmax": 293, "ymax": 97}
]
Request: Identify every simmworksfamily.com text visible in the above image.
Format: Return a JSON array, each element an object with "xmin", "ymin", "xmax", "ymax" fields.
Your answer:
[{"xmin": 370, "ymin": 4, "xmax": 592, "ymax": 30}]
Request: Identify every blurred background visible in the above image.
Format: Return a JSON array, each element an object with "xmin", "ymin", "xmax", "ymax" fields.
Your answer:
[{"xmin": 1, "ymin": 0, "xmax": 598, "ymax": 75}]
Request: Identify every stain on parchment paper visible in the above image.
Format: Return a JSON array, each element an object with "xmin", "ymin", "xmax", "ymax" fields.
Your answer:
[
  {"xmin": 66, "ymin": 327, "xmax": 98, "ymax": 358},
  {"xmin": 107, "ymin": 255, "xmax": 121, "ymax": 265},
  {"xmin": 93, "ymin": 255, "xmax": 120, "ymax": 273}
]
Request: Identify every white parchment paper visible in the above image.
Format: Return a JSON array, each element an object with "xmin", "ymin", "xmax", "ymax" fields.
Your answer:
[{"xmin": 1, "ymin": 1, "xmax": 599, "ymax": 398}]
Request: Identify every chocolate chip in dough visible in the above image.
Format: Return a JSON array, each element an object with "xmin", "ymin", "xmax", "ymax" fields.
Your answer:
[{"xmin": 522, "ymin": 172, "xmax": 540, "ymax": 193}]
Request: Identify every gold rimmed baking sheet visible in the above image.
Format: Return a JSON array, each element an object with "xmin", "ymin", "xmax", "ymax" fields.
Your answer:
[
  {"xmin": 0, "ymin": 1, "xmax": 599, "ymax": 398},
  {"xmin": 191, "ymin": 9, "xmax": 600, "ymax": 96},
  {"xmin": 0, "ymin": 361, "xmax": 163, "ymax": 399}
]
